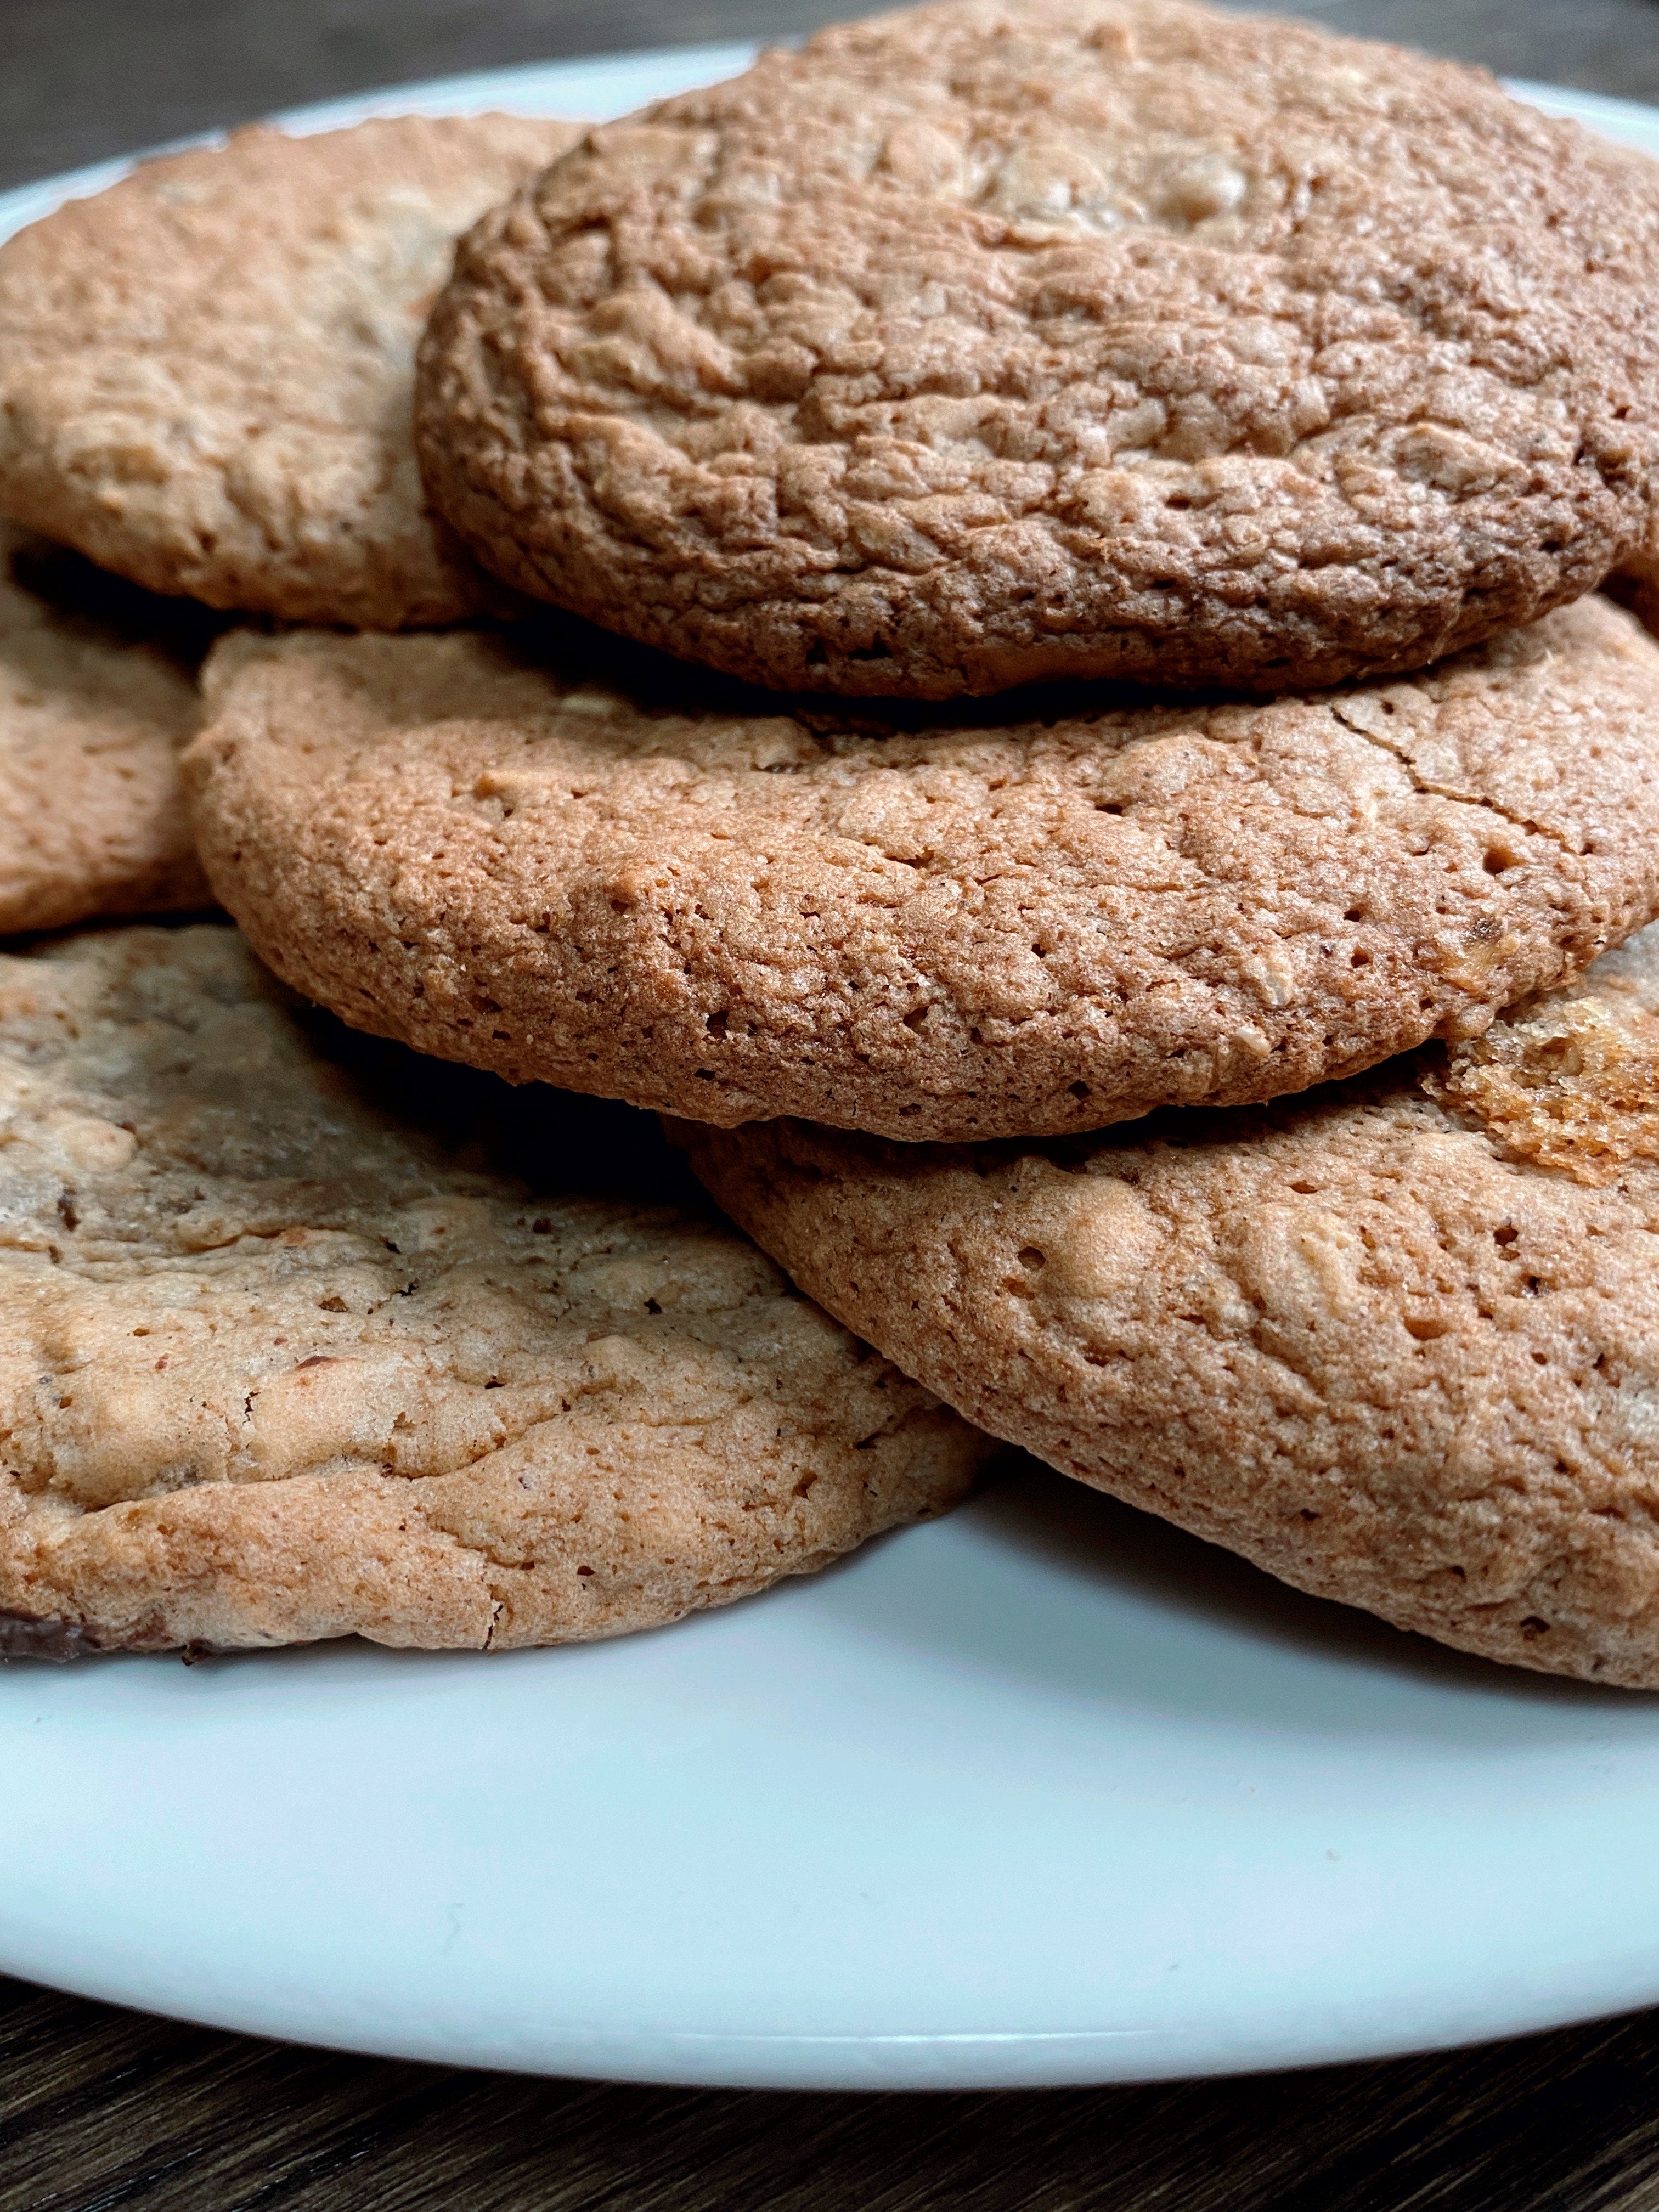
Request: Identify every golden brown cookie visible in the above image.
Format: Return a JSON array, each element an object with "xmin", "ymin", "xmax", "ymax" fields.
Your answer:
[
  {"xmin": 0, "ymin": 525, "xmax": 211, "ymax": 932},
  {"xmin": 0, "ymin": 115, "xmax": 580, "ymax": 628},
  {"xmin": 417, "ymin": 0, "xmax": 1659, "ymax": 698},
  {"xmin": 187, "ymin": 595, "xmax": 1659, "ymax": 1143},
  {"xmin": 0, "ymin": 924, "xmax": 985, "ymax": 1656},
  {"xmin": 681, "ymin": 923, "xmax": 1659, "ymax": 1688}
]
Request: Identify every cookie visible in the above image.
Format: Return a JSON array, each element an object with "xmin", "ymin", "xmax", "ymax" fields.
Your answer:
[
  {"xmin": 681, "ymin": 922, "xmax": 1659, "ymax": 1688},
  {"xmin": 416, "ymin": 0, "xmax": 1659, "ymax": 699},
  {"xmin": 0, "ymin": 925, "xmax": 985, "ymax": 1656},
  {"xmin": 0, "ymin": 115, "xmax": 580, "ymax": 629},
  {"xmin": 187, "ymin": 594, "xmax": 1659, "ymax": 1143},
  {"xmin": 0, "ymin": 524, "xmax": 211, "ymax": 933}
]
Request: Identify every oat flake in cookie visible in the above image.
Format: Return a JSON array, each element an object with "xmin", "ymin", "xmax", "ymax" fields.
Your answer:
[
  {"xmin": 0, "ymin": 115, "xmax": 580, "ymax": 629},
  {"xmin": 417, "ymin": 0, "xmax": 1659, "ymax": 699},
  {"xmin": 0, "ymin": 524, "xmax": 209, "ymax": 933},
  {"xmin": 188, "ymin": 596, "xmax": 1659, "ymax": 1143},
  {"xmin": 0, "ymin": 926, "xmax": 985, "ymax": 1656},
  {"xmin": 682, "ymin": 923, "xmax": 1659, "ymax": 1689}
]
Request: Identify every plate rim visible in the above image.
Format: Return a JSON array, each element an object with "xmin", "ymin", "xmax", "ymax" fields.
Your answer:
[{"xmin": 3, "ymin": 39, "xmax": 1659, "ymax": 2092}]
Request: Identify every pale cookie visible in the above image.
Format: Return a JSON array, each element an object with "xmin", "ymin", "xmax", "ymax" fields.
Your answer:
[
  {"xmin": 0, "ymin": 114, "xmax": 581, "ymax": 629},
  {"xmin": 0, "ymin": 525, "xmax": 210, "ymax": 932},
  {"xmin": 681, "ymin": 923, "xmax": 1659, "ymax": 1688},
  {"xmin": 416, "ymin": 0, "xmax": 1659, "ymax": 698},
  {"xmin": 0, "ymin": 926, "xmax": 984, "ymax": 1656},
  {"xmin": 187, "ymin": 595, "xmax": 1659, "ymax": 1143}
]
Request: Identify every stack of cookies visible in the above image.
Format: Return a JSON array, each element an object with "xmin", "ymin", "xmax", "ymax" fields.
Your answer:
[{"xmin": 3, "ymin": 0, "xmax": 1659, "ymax": 1686}]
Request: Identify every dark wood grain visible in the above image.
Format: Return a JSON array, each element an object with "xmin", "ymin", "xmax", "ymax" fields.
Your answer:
[
  {"xmin": 5, "ymin": 1969, "xmax": 1659, "ymax": 2212},
  {"xmin": 7, "ymin": 2, "xmax": 1659, "ymax": 2204}
]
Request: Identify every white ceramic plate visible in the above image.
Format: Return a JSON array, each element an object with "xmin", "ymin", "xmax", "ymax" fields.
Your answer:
[{"xmin": 3, "ymin": 48, "xmax": 1659, "ymax": 2094}]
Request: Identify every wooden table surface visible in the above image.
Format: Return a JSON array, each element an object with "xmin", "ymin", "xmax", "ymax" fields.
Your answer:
[{"xmin": 7, "ymin": 3, "xmax": 1659, "ymax": 2206}]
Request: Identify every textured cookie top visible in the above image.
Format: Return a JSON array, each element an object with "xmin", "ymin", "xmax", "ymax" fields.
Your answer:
[
  {"xmin": 188, "ymin": 594, "xmax": 1659, "ymax": 1143},
  {"xmin": 0, "ymin": 926, "xmax": 982, "ymax": 1654},
  {"xmin": 416, "ymin": 0, "xmax": 1659, "ymax": 698},
  {"xmin": 0, "ymin": 525, "xmax": 210, "ymax": 932},
  {"xmin": 682, "ymin": 924, "xmax": 1659, "ymax": 1687},
  {"xmin": 0, "ymin": 115, "xmax": 580, "ymax": 628}
]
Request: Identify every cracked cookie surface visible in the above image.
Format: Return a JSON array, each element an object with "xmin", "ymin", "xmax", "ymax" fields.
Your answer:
[
  {"xmin": 0, "ymin": 924, "xmax": 984, "ymax": 1655},
  {"xmin": 188, "ymin": 594, "xmax": 1659, "ymax": 1142},
  {"xmin": 0, "ymin": 115, "xmax": 580, "ymax": 629},
  {"xmin": 417, "ymin": 0, "xmax": 1659, "ymax": 698},
  {"xmin": 0, "ymin": 525, "xmax": 210, "ymax": 933},
  {"xmin": 682, "ymin": 923, "xmax": 1659, "ymax": 1687}
]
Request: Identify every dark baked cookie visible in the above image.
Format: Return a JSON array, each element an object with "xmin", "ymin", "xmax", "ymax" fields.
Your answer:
[
  {"xmin": 187, "ymin": 595, "xmax": 1659, "ymax": 1142},
  {"xmin": 417, "ymin": 0, "xmax": 1659, "ymax": 697}
]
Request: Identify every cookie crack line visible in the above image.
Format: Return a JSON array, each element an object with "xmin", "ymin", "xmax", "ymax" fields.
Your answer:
[{"xmin": 1327, "ymin": 703, "xmax": 1578, "ymax": 857}]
